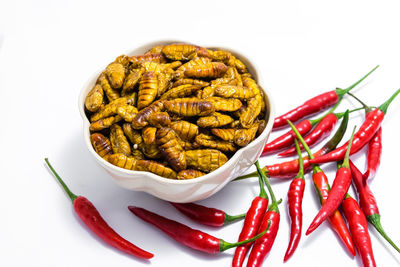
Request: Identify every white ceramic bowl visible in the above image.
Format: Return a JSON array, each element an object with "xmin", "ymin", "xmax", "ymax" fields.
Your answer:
[{"xmin": 79, "ymin": 40, "xmax": 275, "ymax": 203}]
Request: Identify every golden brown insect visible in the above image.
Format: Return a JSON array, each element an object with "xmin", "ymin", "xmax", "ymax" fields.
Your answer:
[
  {"xmin": 239, "ymin": 96, "xmax": 262, "ymax": 128},
  {"xmin": 110, "ymin": 124, "xmax": 131, "ymax": 156},
  {"xmin": 105, "ymin": 62, "xmax": 125, "ymax": 89},
  {"xmin": 195, "ymin": 134, "xmax": 236, "ymax": 153},
  {"xmin": 135, "ymin": 159, "xmax": 177, "ymax": 179},
  {"xmin": 234, "ymin": 123, "xmax": 259, "ymax": 147},
  {"xmin": 197, "ymin": 112, "xmax": 234, "ymax": 128},
  {"xmin": 164, "ymin": 98, "xmax": 215, "ymax": 116},
  {"xmin": 175, "ymin": 57, "xmax": 212, "ymax": 79},
  {"xmin": 142, "ymin": 126, "xmax": 157, "ymax": 145},
  {"xmin": 214, "ymin": 85, "xmax": 255, "ymax": 99},
  {"xmin": 165, "ymin": 61, "xmax": 183, "ymax": 70},
  {"xmin": 211, "ymin": 128, "xmax": 236, "ymax": 141},
  {"xmin": 85, "ymin": 84, "xmax": 104, "ymax": 112},
  {"xmin": 162, "ymin": 43, "xmax": 210, "ymax": 61},
  {"xmin": 138, "ymin": 71, "xmax": 158, "ymax": 109},
  {"xmin": 169, "ymin": 121, "xmax": 198, "ymax": 141},
  {"xmin": 107, "ymin": 153, "xmax": 138, "ymax": 170},
  {"xmin": 89, "ymin": 115, "xmax": 122, "ymax": 131},
  {"xmin": 177, "ymin": 169, "xmax": 205, "ymax": 180},
  {"xmin": 131, "ymin": 149, "xmax": 145, "ymax": 160},
  {"xmin": 184, "ymin": 62, "xmax": 228, "ymax": 79},
  {"xmin": 157, "ymin": 68, "xmax": 174, "ymax": 96},
  {"xmin": 257, "ymin": 119, "xmax": 267, "ymax": 136},
  {"xmin": 114, "ymin": 55, "xmax": 130, "ymax": 67},
  {"xmin": 156, "ymin": 128, "xmax": 186, "ymax": 171},
  {"xmin": 205, "ymin": 97, "xmax": 242, "ymax": 112},
  {"xmin": 90, "ymin": 133, "xmax": 112, "ymax": 157},
  {"xmin": 90, "ymin": 95, "xmax": 136, "ymax": 121},
  {"xmin": 146, "ymin": 45, "xmax": 164, "ymax": 54},
  {"xmin": 200, "ymin": 77, "xmax": 239, "ymax": 99},
  {"xmin": 172, "ymin": 78, "xmax": 210, "ymax": 88},
  {"xmin": 98, "ymin": 72, "xmax": 120, "ymax": 102},
  {"xmin": 122, "ymin": 68, "xmax": 144, "ymax": 95},
  {"xmin": 131, "ymin": 100, "xmax": 165, "ymax": 129},
  {"xmin": 185, "ymin": 149, "xmax": 228, "ymax": 172},
  {"xmin": 180, "ymin": 140, "xmax": 201, "ymax": 150},
  {"xmin": 123, "ymin": 123, "xmax": 143, "ymax": 149},
  {"xmin": 233, "ymin": 58, "xmax": 248, "ymax": 74},
  {"xmin": 116, "ymin": 105, "xmax": 138, "ymax": 122},
  {"xmin": 129, "ymin": 53, "xmax": 167, "ymax": 66},
  {"xmin": 147, "ymin": 112, "xmax": 171, "ymax": 128},
  {"xmin": 160, "ymin": 84, "xmax": 201, "ymax": 100},
  {"xmin": 142, "ymin": 143, "xmax": 162, "ymax": 159},
  {"xmin": 222, "ymin": 67, "xmax": 243, "ymax": 86}
]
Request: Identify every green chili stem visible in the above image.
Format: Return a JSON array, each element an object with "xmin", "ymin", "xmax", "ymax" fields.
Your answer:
[
  {"xmin": 342, "ymin": 126, "xmax": 357, "ymax": 169},
  {"xmin": 255, "ymin": 161, "xmax": 277, "ymax": 204},
  {"xmin": 287, "ymin": 120, "xmax": 314, "ymax": 159},
  {"xmin": 335, "ymin": 65, "xmax": 379, "ymax": 97},
  {"xmin": 224, "ymin": 213, "xmax": 247, "ymax": 225},
  {"xmin": 368, "ymin": 214, "xmax": 400, "ymax": 253},
  {"xmin": 294, "ymin": 139, "xmax": 304, "ymax": 180},
  {"xmin": 44, "ymin": 158, "xmax": 77, "ymax": 201},
  {"xmin": 347, "ymin": 92, "xmax": 372, "ymax": 113},
  {"xmin": 378, "ymin": 88, "xmax": 400, "ymax": 114},
  {"xmin": 256, "ymin": 161, "xmax": 268, "ymax": 199}
]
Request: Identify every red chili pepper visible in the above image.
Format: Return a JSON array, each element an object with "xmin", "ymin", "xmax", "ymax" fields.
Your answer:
[
  {"xmin": 284, "ymin": 139, "xmax": 305, "ymax": 261},
  {"xmin": 170, "ymin": 202, "xmax": 245, "ymax": 227},
  {"xmin": 288, "ymin": 116, "xmax": 356, "ymax": 256},
  {"xmin": 44, "ymin": 158, "xmax": 154, "ymax": 260},
  {"xmin": 246, "ymin": 163, "xmax": 281, "ymax": 267},
  {"xmin": 306, "ymin": 125, "xmax": 357, "ymax": 235},
  {"xmin": 128, "ymin": 206, "xmax": 269, "ymax": 254},
  {"xmin": 350, "ymin": 160, "xmax": 400, "ymax": 253},
  {"xmin": 232, "ymin": 161, "xmax": 269, "ymax": 267},
  {"xmin": 235, "ymin": 111, "xmax": 348, "ymax": 180},
  {"xmin": 272, "ymin": 65, "xmax": 378, "ymax": 129},
  {"xmin": 311, "ymin": 88, "xmax": 400, "ymax": 165},
  {"xmin": 342, "ymin": 195, "xmax": 377, "ymax": 267}
]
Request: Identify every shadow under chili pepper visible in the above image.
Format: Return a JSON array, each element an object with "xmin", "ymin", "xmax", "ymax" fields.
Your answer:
[{"xmin": 368, "ymin": 225, "xmax": 400, "ymax": 265}]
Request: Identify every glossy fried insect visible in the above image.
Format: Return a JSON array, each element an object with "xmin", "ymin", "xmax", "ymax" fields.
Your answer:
[
  {"xmin": 211, "ymin": 128, "xmax": 236, "ymax": 141},
  {"xmin": 138, "ymin": 71, "xmax": 158, "ymax": 109},
  {"xmin": 170, "ymin": 121, "xmax": 198, "ymax": 141},
  {"xmin": 177, "ymin": 169, "xmax": 205, "ymax": 180},
  {"xmin": 146, "ymin": 45, "xmax": 164, "ymax": 54},
  {"xmin": 172, "ymin": 78, "xmax": 210, "ymax": 88},
  {"xmin": 164, "ymin": 98, "xmax": 215, "ymax": 116},
  {"xmin": 123, "ymin": 123, "xmax": 143, "ymax": 149},
  {"xmin": 240, "ymin": 96, "xmax": 262, "ymax": 128},
  {"xmin": 206, "ymin": 97, "xmax": 242, "ymax": 112},
  {"xmin": 89, "ymin": 115, "xmax": 122, "ymax": 131},
  {"xmin": 122, "ymin": 68, "xmax": 144, "ymax": 96},
  {"xmin": 157, "ymin": 68, "xmax": 174, "ymax": 96},
  {"xmin": 214, "ymin": 85, "xmax": 255, "ymax": 99},
  {"xmin": 162, "ymin": 44, "xmax": 210, "ymax": 61},
  {"xmin": 142, "ymin": 126, "xmax": 157, "ymax": 145},
  {"xmin": 257, "ymin": 120, "xmax": 267, "ymax": 136},
  {"xmin": 90, "ymin": 133, "xmax": 112, "ymax": 157},
  {"xmin": 116, "ymin": 105, "xmax": 138, "ymax": 122},
  {"xmin": 234, "ymin": 123, "xmax": 259, "ymax": 147},
  {"xmin": 195, "ymin": 134, "xmax": 236, "ymax": 153},
  {"xmin": 197, "ymin": 112, "xmax": 234, "ymax": 128},
  {"xmin": 131, "ymin": 100, "xmax": 165, "ymax": 129},
  {"xmin": 99, "ymin": 72, "xmax": 120, "ymax": 101},
  {"xmin": 184, "ymin": 62, "xmax": 228, "ymax": 79},
  {"xmin": 129, "ymin": 53, "xmax": 167, "ymax": 66},
  {"xmin": 175, "ymin": 57, "xmax": 212, "ymax": 79},
  {"xmin": 147, "ymin": 112, "xmax": 171, "ymax": 128},
  {"xmin": 107, "ymin": 153, "xmax": 138, "ymax": 170},
  {"xmin": 110, "ymin": 124, "xmax": 131, "ymax": 156},
  {"xmin": 156, "ymin": 128, "xmax": 186, "ymax": 171},
  {"xmin": 85, "ymin": 84, "xmax": 104, "ymax": 112},
  {"xmin": 135, "ymin": 159, "xmax": 177, "ymax": 179},
  {"xmin": 105, "ymin": 62, "xmax": 125, "ymax": 89},
  {"xmin": 131, "ymin": 149, "xmax": 145, "ymax": 160},
  {"xmin": 185, "ymin": 149, "xmax": 228, "ymax": 172},
  {"xmin": 160, "ymin": 84, "xmax": 201, "ymax": 100},
  {"xmin": 91, "ymin": 94, "xmax": 136, "ymax": 121},
  {"xmin": 114, "ymin": 54, "xmax": 130, "ymax": 67},
  {"xmin": 142, "ymin": 143, "xmax": 162, "ymax": 159}
]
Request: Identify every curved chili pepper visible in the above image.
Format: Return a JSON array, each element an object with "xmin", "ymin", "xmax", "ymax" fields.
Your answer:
[
  {"xmin": 311, "ymin": 88, "xmax": 400, "ymax": 165},
  {"xmin": 232, "ymin": 161, "xmax": 269, "ymax": 267},
  {"xmin": 350, "ymin": 160, "xmax": 400, "ymax": 253},
  {"xmin": 44, "ymin": 158, "xmax": 154, "ymax": 260},
  {"xmin": 306, "ymin": 125, "xmax": 357, "ymax": 235},
  {"xmin": 170, "ymin": 202, "xmax": 245, "ymax": 227},
  {"xmin": 272, "ymin": 65, "xmax": 378, "ymax": 129},
  {"xmin": 284, "ymin": 139, "xmax": 305, "ymax": 261},
  {"xmin": 288, "ymin": 116, "xmax": 356, "ymax": 256},
  {"xmin": 235, "ymin": 111, "xmax": 348, "ymax": 180},
  {"xmin": 246, "ymin": 163, "xmax": 281, "ymax": 267},
  {"xmin": 128, "ymin": 206, "xmax": 269, "ymax": 254},
  {"xmin": 342, "ymin": 195, "xmax": 377, "ymax": 267}
]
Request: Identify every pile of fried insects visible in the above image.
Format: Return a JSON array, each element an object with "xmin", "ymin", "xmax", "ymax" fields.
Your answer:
[
  {"xmin": 85, "ymin": 43, "xmax": 267, "ymax": 179},
  {"xmin": 46, "ymin": 51, "xmax": 400, "ymax": 266}
]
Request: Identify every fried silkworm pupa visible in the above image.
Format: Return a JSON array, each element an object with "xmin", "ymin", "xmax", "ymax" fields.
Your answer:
[
  {"xmin": 138, "ymin": 71, "xmax": 158, "ymax": 110},
  {"xmin": 147, "ymin": 112, "xmax": 171, "ymax": 128},
  {"xmin": 105, "ymin": 62, "xmax": 125, "ymax": 89},
  {"xmin": 98, "ymin": 72, "xmax": 120, "ymax": 102},
  {"xmin": 239, "ymin": 96, "xmax": 262, "ymax": 128},
  {"xmin": 197, "ymin": 112, "xmax": 234, "ymax": 128},
  {"xmin": 131, "ymin": 149, "xmax": 145, "ymax": 160},
  {"xmin": 90, "ymin": 133, "xmax": 112, "ymax": 157},
  {"xmin": 177, "ymin": 169, "xmax": 205, "ymax": 180},
  {"xmin": 165, "ymin": 61, "xmax": 183, "ymax": 70},
  {"xmin": 135, "ymin": 159, "xmax": 177, "ymax": 179},
  {"xmin": 114, "ymin": 54, "xmax": 130, "ymax": 67},
  {"xmin": 123, "ymin": 123, "xmax": 143, "ymax": 149},
  {"xmin": 257, "ymin": 119, "xmax": 267, "ymax": 136},
  {"xmin": 116, "ymin": 105, "xmax": 138, "ymax": 122},
  {"xmin": 90, "ymin": 94, "xmax": 136, "ymax": 121},
  {"xmin": 131, "ymin": 100, "xmax": 165, "ymax": 129},
  {"xmin": 110, "ymin": 124, "xmax": 131, "ymax": 156},
  {"xmin": 156, "ymin": 128, "xmax": 186, "ymax": 171},
  {"xmin": 195, "ymin": 134, "xmax": 236, "ymax": 153},
  {"xmin": 205, "ymin": 97, "xmax": 242, "ymax": 112},
  {"xmin": 107, "ymin": 153, "xmax": 138, "ymax": 170},
  {"xmin": 160, "ymin": 84, "xmax": 202, "ymax": 100},
  {"xmin": 142, "ymin": 143, "xmax": 162, "ymax": 159},
  {"xmin": 184, "ymin": 62, "xmax": 228, "ymax": 79},
  {"xmin": 214, "ymin": 85, "xmax": 255, "ymax": 99},
  {"xmin": 234, "ymin": 123, "xmax": 259, "ymax": 147},
  {"xmin": 211, "ymin": 128, "xmax": 236, "ymax": 141},
  {"xmin": 122, "ymin": 68, "xmax": 144, "ymax": 96},
  {"xmin": 89, "ymin": 115, "xmax": 122, "ymax": 131},
  {"xmin": 142, "ymin": 126, "xmax": 157, "ymax": 145},
  {"xmin": 164, "ymin": 98, "xmax": 215, "ymax": 117},
  {"xmin": 169, "ymin": 120, "xmax": 198, "ymax": 141},
  {"xmin": 180, "ymin": 140, "xmax": 201, "ymax": 150},
  {"xmin": 146, "ymin": 45, "xmax": 164, "ymax": 54},
  {"xmin": 172, "ymin": 78, "xmax": 210, "ymax": 88},
  {"xmin": 129, "ymin": 53, "xmax": 167, "ymax": 66},
  {"xmin": 162, "ymin": 43, "xmax": 210, "ymax": 61},
  {"xmin": 157, "ymin": 68, "xmax": 174, "ymax": 96},
  {"xmin": 85, "ymin": 84, "xmax": 104, "ymax": 112},
  {"xmin": 185, "ymin": 149, "xmax": 228, "ymax": 173},
  {"xmin": 175, "ymin": 57, "xmax": 212, "ymax": 79}
]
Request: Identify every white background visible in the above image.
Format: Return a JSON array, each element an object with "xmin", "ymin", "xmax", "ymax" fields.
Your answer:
[{"xmin": 1, "ymin": 0, "xmax": 400, "ymax": 266}]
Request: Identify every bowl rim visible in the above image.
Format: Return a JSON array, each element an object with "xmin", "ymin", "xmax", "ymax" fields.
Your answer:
[{"xmin": 79, "ymin": 39, "xmax": 275, "ymax": 185}]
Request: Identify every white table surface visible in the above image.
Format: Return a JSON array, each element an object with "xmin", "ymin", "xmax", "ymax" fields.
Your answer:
[{"xmin": 1, "ymin": 0, "xmax": 400, "ymax": 266}]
